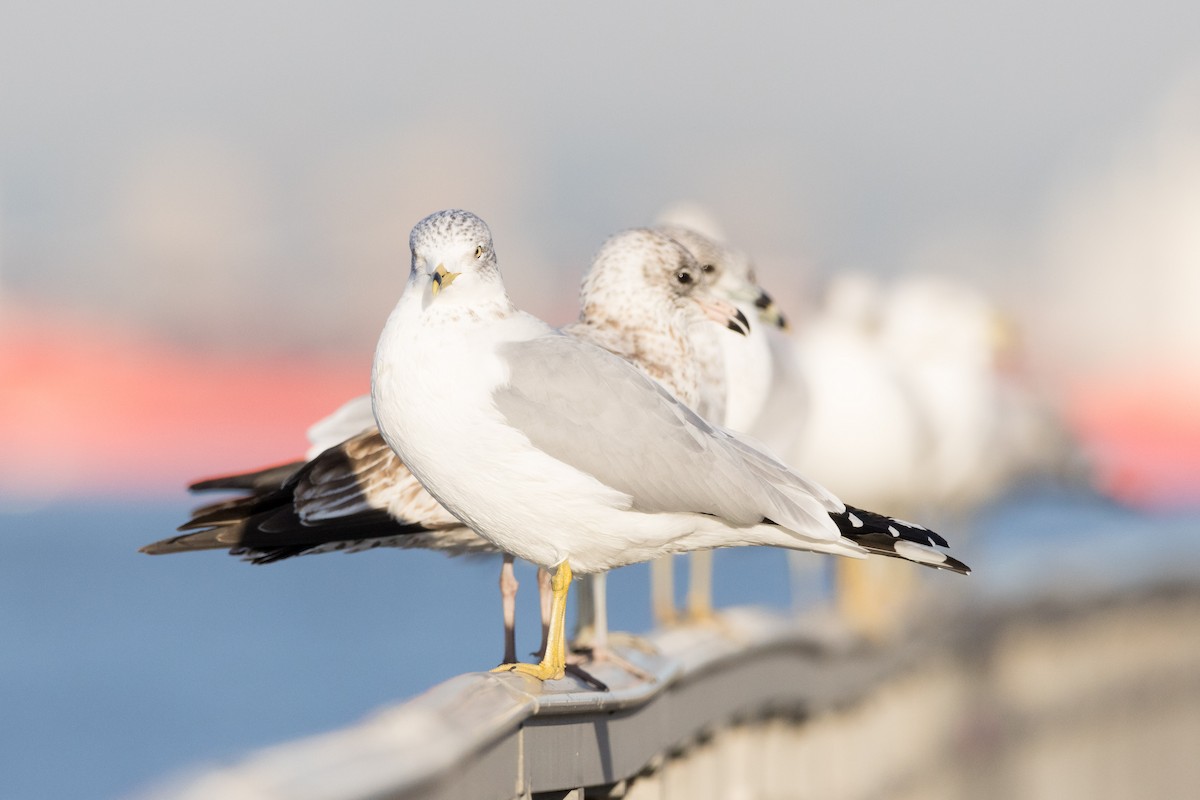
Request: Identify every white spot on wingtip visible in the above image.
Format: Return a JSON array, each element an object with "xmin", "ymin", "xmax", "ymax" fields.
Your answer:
[
  {"xmin": 848, "ymin": 513, "xmax": 863, "ymax": 528},
  {"xmin": 888, "ymin": 525, "xmax": 900, "ymax": 537},
  {"xmin": 894, "ymin": 540, "xmax": 948, "ymax": 565}
]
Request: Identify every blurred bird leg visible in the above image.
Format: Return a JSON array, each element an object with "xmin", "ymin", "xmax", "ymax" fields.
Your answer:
[
  {"xmin": 500, "ymin": 554, "xmax": 519, "ymax": 665},
  {"xmin": 589, "ymin": 572, "xmax": 607, "ymax": 652},
  {"xmin": 574, "ymin": 573, "xmax": 597, "ymax": 648},
  {"xmin": 650, "ymin": 557, "xmax": 679, "ymax": 626},
  {"xmin": 836, "ymin": 557, "xmax": 917, "ymax": 644},
  {"xmin": 576, "ymin": 573, "xmax": 655, "ymax": 680},
  {"xmin": 685, "ymin": 550, "xmax": 717, "ymax": 623},
  {"xmin": 534, "ymin": 566, "xmax": 552, "ymax": 658}
]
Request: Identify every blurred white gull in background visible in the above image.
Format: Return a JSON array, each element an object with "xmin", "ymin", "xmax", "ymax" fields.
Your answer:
[
  {"xmin": 879, "ymin": 274, "xmax": 1075, "ymax": 513},
  {"xmin": 781, "ymin": 273, "xmax": 928, "ymax": 515},
  {"xmin": 652, "ymin": 206, "xmax": 1077, "ymax": 638},
  {"xmin": 792, "ymin": 271, "xmax": 1078, "ymax": 636}
]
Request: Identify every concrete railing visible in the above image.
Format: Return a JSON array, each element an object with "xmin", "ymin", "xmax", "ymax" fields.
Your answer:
[{"xmin": 139, "ymin": 580, "xmax": 1200, "ymax": 800}]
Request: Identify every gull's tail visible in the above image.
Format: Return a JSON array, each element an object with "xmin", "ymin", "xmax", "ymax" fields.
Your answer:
[{"xmin": 830, "ymin": 505, "xmax": 971, "ymax": 575}]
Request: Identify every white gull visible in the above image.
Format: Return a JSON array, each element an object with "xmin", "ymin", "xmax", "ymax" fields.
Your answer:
[{"xmin": 372, "ymin": 210, "xmax": 968, "ymax": 680}]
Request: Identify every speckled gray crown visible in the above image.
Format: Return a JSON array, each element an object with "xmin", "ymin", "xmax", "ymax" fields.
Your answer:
[{"xmin": 410, "ymin": 209, "xmax": 494, "ymax": 253}]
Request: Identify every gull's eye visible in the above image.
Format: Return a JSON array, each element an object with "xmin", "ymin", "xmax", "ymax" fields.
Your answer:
[
  {"xmin": 474, "ymin": 245, "xmax": 484, "ymax": 259},
  {"xmin": 701, "ymin": 263, "xmax": 716, "ymax": 274},
  {"xmin": 675, "ymin": 269, "xmax": 694, "ymax": 285}
]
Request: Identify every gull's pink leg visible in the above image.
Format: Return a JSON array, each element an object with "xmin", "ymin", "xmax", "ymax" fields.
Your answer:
[{"xmin": 499, "ymin": 554, "xmax": 519, "ymax": 665}]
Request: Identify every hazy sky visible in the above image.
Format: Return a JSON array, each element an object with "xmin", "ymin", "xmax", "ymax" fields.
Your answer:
[{"xmin": 2, "ymin": 1, "xmax": 1199, "ymax": 355}]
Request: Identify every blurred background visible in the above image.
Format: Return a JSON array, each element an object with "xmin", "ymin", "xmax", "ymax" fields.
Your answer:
[{"xmin": 2, "ymin": 3, "xmax": 1199, "ymax": 798}]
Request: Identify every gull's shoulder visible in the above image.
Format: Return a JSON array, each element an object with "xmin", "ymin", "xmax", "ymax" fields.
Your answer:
[{"xmin": 499, "ymin": 308, "xmax": 559, "ymax": 340}]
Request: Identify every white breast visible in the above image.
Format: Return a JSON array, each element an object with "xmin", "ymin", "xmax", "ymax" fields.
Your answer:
[
  {"xmin": 719, "ymin": 300, "xmax": 775, "ymax": 432},
  {"xmin": 371, "ymin": 297, "xmax": 639, "ymax": 570}
]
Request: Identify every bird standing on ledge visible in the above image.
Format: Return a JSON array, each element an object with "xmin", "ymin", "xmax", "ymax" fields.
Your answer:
[{"xmin": 371, "ymin": 209, "xmax": 968, "ymax": 681}]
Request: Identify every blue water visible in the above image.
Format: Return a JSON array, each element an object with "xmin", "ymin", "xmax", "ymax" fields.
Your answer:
[{"xmin": 0, "ymin": 489, "xmax": 1196, "ymax": 799}]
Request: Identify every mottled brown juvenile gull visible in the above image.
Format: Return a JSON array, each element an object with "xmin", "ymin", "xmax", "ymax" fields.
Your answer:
[
  {"xmin": 371, "ymin": 209, "xmax": 968, "ymax": 681},
  {"xmin": 574, "ymin": 223, "xmax": 791, "ymax": 653},
  {"xmin": 643, "ymin": 223, "xmax": 791, "ymax": 627}
]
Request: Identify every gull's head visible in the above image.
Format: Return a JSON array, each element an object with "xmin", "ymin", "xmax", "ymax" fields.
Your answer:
[
  {"xmin": 582, "ymin": 229, "xmax": 750, "ymax": 336},
  {"xmin": 656, "ymin": 225, "xmax": 788, "ymax": 330},
  {"xmin": 408, "ymin": 209, "xmax": 504, "ymax": 307}
]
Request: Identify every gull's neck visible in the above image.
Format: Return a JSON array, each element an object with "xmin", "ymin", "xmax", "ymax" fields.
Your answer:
[
  {"xmin": 689, "ymin": 314, "xmax": 728, "ymax": 424},
  {"xmin": 402, "ymin": 272, "xmax": 518, "ymax": 326}
]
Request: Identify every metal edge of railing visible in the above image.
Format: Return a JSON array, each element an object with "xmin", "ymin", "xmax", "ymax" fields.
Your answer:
[
  {"xmin": 136, "ymin": 580, "xmax": 1200, "ymax": 800},
  {"xmin": 135, "ymin": 605, "xmax": 934, "ymax": 800}
]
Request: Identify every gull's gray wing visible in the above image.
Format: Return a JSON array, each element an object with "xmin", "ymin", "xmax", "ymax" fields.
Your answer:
[{"xmin": 494, "ymin": 334, "xmax": 842, "ymax": 540}]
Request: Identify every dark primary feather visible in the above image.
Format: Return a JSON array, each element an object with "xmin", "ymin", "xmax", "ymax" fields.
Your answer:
[
  {"xmin": 141, "ymin": 507, "xmax": 430, "ymax": 564},
  {"xmin": 141, "ymin": 431, "xmax": 451, "ymax": 563},
  {"xmin": 189, "ymin": 462, "xmax": 303, "ymax": 493},
  {"xmin": 178, "ymin": 486, "xmax": 296, "ymax": 531}
]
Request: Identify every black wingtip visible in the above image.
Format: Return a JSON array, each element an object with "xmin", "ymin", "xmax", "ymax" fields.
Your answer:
[
  {"xmin": 836, "ymin": 505, "xmax": 950, "ymax": 547},
  {"xmin": 941, "ymin": 554, "xmax": 972, "ymax": 575},
  {"xmin": 832, "ymin": 505, "xmax": 967, "ymax": 574}
]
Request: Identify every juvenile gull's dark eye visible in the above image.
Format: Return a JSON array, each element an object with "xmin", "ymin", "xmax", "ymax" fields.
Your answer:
[
  {"xmin": 701, "ymin": 263, "xmax": 715, "ymax": 274},
  {"xmin": 676, "ymin": 270, "xmax": 694, "ymax": 285}
]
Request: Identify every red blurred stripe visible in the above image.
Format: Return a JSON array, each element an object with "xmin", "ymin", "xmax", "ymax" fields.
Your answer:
[
  {"xmin": 1069, "ymin": 371, "xmax": 1200, "ymax": 508},
  {"xmin": 1, "ymin": 305, "xmax": 367, "ymax": 496}
]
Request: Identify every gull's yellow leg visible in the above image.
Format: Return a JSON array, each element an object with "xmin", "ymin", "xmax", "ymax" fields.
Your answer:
[{"xmin": 493, "ymin": 561, "xmax": 572, "ymax": 681}]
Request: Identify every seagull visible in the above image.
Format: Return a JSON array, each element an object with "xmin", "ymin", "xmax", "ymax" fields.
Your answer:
[
  {"xmin": 784, "ymin": 273, "xmax": 930, "ymax": 514},
  {"xmin": 648, "ymin": 223, "xmax": 789, "ymax": 625},
  {"xmin": 372, "ymin": 209, "xmax": 969, "ymax": 681},
  {"xmin": 572, "ymin": 223, "xmax": 789, "ymax": 653},
  {"xmin": 878, "ymin": 275, "xmax": 1014, "ymax": 512},
  {"xmin": 140, "ymin": 227, "xmax": 752, "ymax": 667}
]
